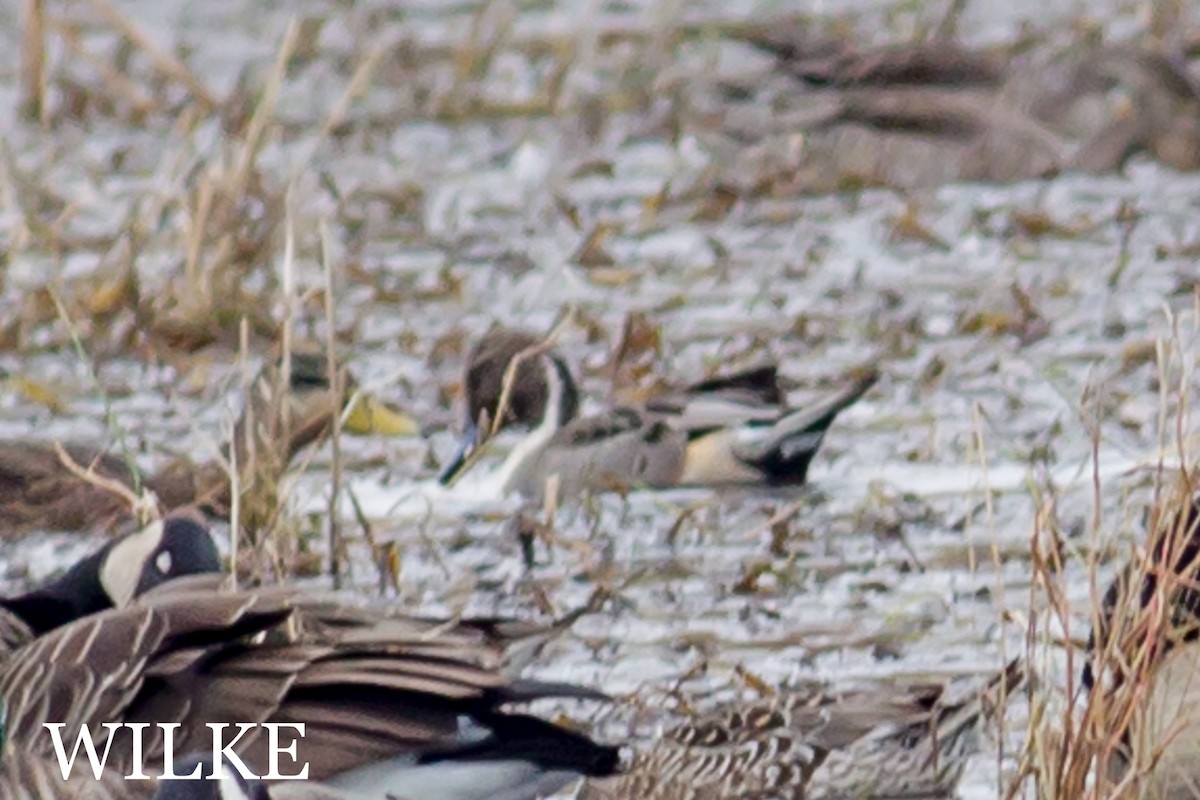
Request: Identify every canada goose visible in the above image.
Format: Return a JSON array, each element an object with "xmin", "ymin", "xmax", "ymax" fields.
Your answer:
[
  {"xmin": 0, "ymin": 508, "xmax": 219, "ymax": 655},
  {"xmin": 0, "ymin": 580, "xmax": 619, "ymax": 799},
  {"xmin": 439, "ymin": 330, "xmax": 876, "ymax": 500},
  {"xmin": 581, "ymin": 660, "xmax": 1022, "ymax": 799},
  {"xmin": 0, "ymin": 351, "xmax": 419, "ymax": 537}
]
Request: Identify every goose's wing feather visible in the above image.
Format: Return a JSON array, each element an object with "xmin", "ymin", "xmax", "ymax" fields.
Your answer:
[
  {"xmin": 0, "ymin": 749, "xmax": 140, "ymax": 799},
  {"xmin": 0, "ymin": 587, "xmax": 545, "ymax": 782},
  {"xmin": 0, "ymin": 610, "xmax": 34, "ymax": 656},
  {"xmin": 0, "ymin": 589, "xmax": 296, "ymax": 752}
]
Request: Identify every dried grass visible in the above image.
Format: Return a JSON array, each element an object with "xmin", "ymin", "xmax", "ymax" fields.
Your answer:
[
  {"xmin": 1015, "ymin": 300, "xmax": 1200, "ymax": 800},
  {"xmin": 0, "ymin": 0, "xmax": 758, "ymax": 363}
]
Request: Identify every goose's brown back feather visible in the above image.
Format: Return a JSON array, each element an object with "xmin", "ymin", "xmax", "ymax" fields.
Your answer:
[
  {"xmin": 0, "ymin": 750, "xmax": 140, "ymax": 800},
  {"xmin": 0, "ymin": 586, "xmax": 522, "ymax": 784}
]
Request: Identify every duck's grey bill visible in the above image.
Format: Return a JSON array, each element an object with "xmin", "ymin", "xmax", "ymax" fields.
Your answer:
[{"xmin": 438, "ymin": 420, "xmax": 479, "ymax": 486}]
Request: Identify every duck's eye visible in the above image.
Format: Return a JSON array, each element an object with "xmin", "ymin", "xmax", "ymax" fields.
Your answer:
[{"xmin": 155, "ymin": 551, "xmax": 173, "ymax": 575}]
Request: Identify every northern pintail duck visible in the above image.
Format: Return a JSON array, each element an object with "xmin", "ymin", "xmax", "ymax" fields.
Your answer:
[
  {"xmin": 440, "ymin": 328, "xmax": 877, "ymax": 500},
  {"xmin": 1083, "ymin": 482, "xmax": 1200, "ymax": 797},
  {"xmin": 0, "ymin": 350, "xmax": 419, "ymax": 536},
  {"xmin": 0, "ymin": 578, "xmax": 619, "ymax": 799},
  {"xmin": 581, "ymin": 660, "xmax": 1022, "ymax": 800},
  {"xmin": 0, "ymin": 509, "xmax": 219, "ymax": 655}
]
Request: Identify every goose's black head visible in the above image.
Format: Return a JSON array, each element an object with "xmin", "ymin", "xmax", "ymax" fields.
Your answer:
[{"xmin": 0, "ymin": 509, "xmax": 220, "ymax": 637}]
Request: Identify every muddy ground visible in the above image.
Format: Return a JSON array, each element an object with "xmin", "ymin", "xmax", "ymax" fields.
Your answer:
[{"xmin": 1, "ymin": 0, "xmax": 1199, "ymax": 796}]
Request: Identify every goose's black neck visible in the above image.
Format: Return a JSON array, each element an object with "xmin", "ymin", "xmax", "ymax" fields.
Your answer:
[{"xmin": 0, "ymin": 543, "xmax": 111, "ymax": 636}]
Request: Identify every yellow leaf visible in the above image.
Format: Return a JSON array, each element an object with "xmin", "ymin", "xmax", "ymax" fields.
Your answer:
[{"xmin": 8, "ymin": 375, "xmax": 69, "ymax": 414}]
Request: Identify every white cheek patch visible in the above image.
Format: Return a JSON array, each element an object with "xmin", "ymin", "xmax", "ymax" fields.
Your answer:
[{"xmin": 100, "ymin": 519, "xmax": 165, "ymax": 608}]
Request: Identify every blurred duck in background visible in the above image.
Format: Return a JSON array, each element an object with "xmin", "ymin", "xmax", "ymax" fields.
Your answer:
[{"xmin": 0, "ymin": 350, "xmax": 419, "ymax": 537}]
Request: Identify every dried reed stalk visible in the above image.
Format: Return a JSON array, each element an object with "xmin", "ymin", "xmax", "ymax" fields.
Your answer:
[
  {"xmin": 85, "ymin": 0, "xmax": 216, "ymax": 109},
  {"xmin": 20, "ymin": 0, "xmax": 46, "ymax": 121},
  {"xmin": 320, "ymin": 219, "xmax": 344, "ymax": 588},
  {"xmin": 1019, "ymin": 301, "xmax": 1199, "ymax": 800},
  {"xmin": 182, "ymin": 20, "xmax": 296, "ymax": 303},
  {"xmin": 47, "ymin": 17, "xmax": 155, "ymax": 117},
  {"xmin": 53, "ymin": 442, "xmax": 159, "ymax": 525}
]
